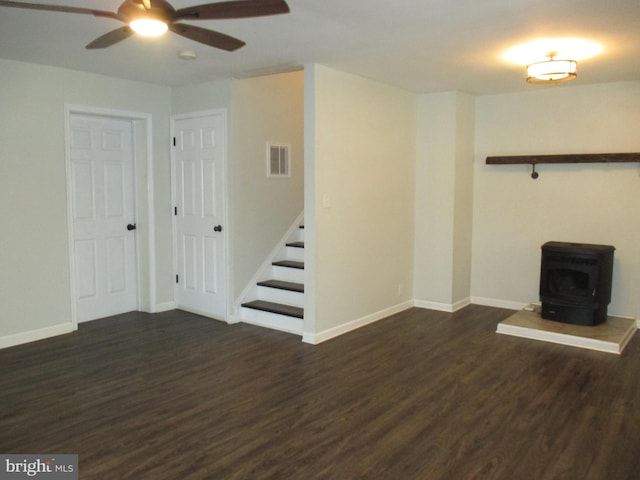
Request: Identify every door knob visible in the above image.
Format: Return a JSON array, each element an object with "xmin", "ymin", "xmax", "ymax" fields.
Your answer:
[
  {"xmin": 213, "ymin": 225, "xmax": 222, "ymax": 232},
  {"xmin": 127, "ymin": 223, "xmax": 137, "ymax": 231}
]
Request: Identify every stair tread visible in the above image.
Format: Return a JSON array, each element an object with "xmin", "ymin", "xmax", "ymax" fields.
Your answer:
[
  {"xmin": 286, "ymin": 241, "xmax": 304, "ymax": 248},
  {"xmin": 273, "ymin": 260, "xmax": 304, "ymax": 269},
  {"xmin": 242, "ymin": 300, "xmax": 304, "ymax": 319},
  {"xmin": 257, "ymin": 280, "xmax": 304, "ymax": 293}
]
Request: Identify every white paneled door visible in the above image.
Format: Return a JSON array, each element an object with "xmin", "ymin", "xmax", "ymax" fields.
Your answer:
[
  {"xmin": 173, "ymin": 112, "xmax": 227, "ymax": 319},
  {"xmin": 70, "ymin": 114, "xmax": 138, "ymax": 322}
]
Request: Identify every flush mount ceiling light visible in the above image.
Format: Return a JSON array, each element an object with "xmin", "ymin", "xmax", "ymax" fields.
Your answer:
[
  {"xmin": 526, "ymin": 54, "xmax": 577, "ymax": 84},
  {"xmin": 503, "ymin": 38, "xmax": 603, "ymax": 84}
]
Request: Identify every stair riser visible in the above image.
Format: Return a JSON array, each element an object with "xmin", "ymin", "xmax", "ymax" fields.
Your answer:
[
  {"xmin": 240, "ymin": 307, "xmax": 303, "ymax": 335},
  {"xmin": 271, "ymin": 265, "xmax": 304, "ymax": 283},
  {"xmin": 257, "ymin": 286, "xmax": 304, "ymax": 307},
  {"xmin": 285, "ymin": 246, "xmax": 305, "ymax": 261}
]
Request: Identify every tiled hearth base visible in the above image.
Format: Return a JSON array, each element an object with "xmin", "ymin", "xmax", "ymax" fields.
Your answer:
[{"xmin": 497, "ymin": 305, "xmax": 637, "ymax": 354}]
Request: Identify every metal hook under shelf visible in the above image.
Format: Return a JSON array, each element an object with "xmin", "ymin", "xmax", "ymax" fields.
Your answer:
[{"xmin": 531, "ymin": 163, "xmax": 539, "ymax": 179}]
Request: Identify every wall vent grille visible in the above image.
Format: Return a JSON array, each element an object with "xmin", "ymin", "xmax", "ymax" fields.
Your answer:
[{"xmin": 267, "ymin": 143, "xmax": 291, "ymax": 178}]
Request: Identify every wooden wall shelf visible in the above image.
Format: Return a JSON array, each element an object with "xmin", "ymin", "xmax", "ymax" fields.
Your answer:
[
  {"xmin": 485, "ymin": 153, "xmax": 640, "ymax": 179},
  {"xmin": 486, "ymin": 153, "xmax": 640, "ymax": 165}
]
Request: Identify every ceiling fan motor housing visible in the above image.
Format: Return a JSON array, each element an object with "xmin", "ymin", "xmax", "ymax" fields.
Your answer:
[{"xmin": 117, "ymin": 0, "xmax": 175, "ymax": 24}]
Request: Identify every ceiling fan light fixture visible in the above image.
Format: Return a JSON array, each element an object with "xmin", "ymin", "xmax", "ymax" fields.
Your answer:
[
  {"xmin": 0, "ymin": 0, "xmax": 291, "ymax": 49},
  {"xmin": 526, "ymin": 56, "xmax": 577, "ymax": 84},
  {"xmin": 130, "ymin": 18, "xmax": 168, "ymax": 37}
]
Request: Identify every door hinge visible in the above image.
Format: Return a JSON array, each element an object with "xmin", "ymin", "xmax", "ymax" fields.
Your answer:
[
  {"xmin": 176, "ymin": 274, "xmax": 179, "ymax": 284},
  {"xmin": 174, "ymin": 206, "xmax": 177, "ymax": 216},
  {"xmin": 173, "ymin": 137, "xmax": 176, "ymax": 147}
]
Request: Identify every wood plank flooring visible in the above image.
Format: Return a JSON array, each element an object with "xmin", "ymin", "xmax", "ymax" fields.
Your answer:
[{"xmin": 1, "ymin": 306, "xmax": 640, "ymax": 479}]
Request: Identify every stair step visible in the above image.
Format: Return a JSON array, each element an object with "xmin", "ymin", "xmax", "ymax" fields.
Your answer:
[
  {"xmin": 241, "ymin": 300, "xmax": 304, "ymax": 319},
  {"xmin": 286, "ymin": 241, "xmax": 304, "ymax": 248},
  {"xmin": 272, "ymin": 260, "xmax": 304, "ymax": 269},
  {"xmin": 240, "ymin": 308, "xmax": 302, "ymax": 335},
  {"xmin": 257, "ymin": 280, "xmax": 304, "ymax": 293}
]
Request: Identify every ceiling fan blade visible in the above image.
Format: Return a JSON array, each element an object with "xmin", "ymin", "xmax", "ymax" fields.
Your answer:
[
  {"xmin": 0, "ymin": 0, "xmax": 119, "ymax": 20},
  {"xmin": 86, "ymin": 26, "xmax": 135, "ymax": 49},
  {"xmin": 170, "ymin": 23, "xmax": 245, "ymax": 51},
  {"xmin": 176, "ymin": 0, "xmax": 289, "ymax": 20}
]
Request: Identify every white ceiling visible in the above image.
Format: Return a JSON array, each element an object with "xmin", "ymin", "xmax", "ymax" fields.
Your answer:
[{"xmin": 0, "ymin": 0, "xmax": 639, "ymax": 95}]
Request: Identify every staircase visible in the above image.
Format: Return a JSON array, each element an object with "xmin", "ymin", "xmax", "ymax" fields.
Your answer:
[{"xmin": 239, "ymin": 222, "xmax": 304, "ymax": 335}]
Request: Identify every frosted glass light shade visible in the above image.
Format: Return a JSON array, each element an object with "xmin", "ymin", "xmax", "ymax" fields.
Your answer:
[
  {"xmin": 130, "ymin": 19, "xmax": 168, "ymax": 37},
  {"xmin": 527, "ymin": 59, "xmax": 577, "ymax": 83}
]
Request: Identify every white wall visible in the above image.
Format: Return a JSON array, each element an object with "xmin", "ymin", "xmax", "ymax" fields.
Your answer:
[
  {"xmin": 171, "ymin": 78, "xmax": 233, "ymax": 115},
  {"xmin": 305, "ymin": 65, "xmax": 416, "ymax": 339},
  {"xmin": 413, "ymin": 92, "xmax": 475, "ymax": 310},
  {"xmin": 472, "ymin": 81, "xmax": 640, "ymax": 319},
  {"xmin": 0, "ymin": 59, "xmax": 172, "ymax": 343},
  {"xmin": 452, "ymin": 93, "xmax": 475, "ymax": 304}
]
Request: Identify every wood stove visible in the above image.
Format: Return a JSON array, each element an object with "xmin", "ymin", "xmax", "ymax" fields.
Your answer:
[{"xmin": 539, "ymin": 242, "xmax": 615, "ymax": 326}]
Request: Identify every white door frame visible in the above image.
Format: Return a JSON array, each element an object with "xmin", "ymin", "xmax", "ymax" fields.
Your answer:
[
  {"xmin": 170, "ymin": 109, "xmax": 231, "ymax": 321},
  {"xmin": 64, "ymin": 104, "xmax": 156, "ymax": 328}
]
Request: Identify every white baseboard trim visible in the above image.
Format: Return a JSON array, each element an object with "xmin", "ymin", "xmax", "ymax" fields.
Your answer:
[
  {"xmin": 413, "ymin": 300, "xmax": 452, "ymax": 312},
  {"xmin": 0, "ymin": 322, "xmax": 76, "ymax": 350},
  {"xmin": 302, "ymin": 300, "xmax": 413, "ymax": 345},
  {"xmin": 470, "ymin": 296, "xmax": 529, "ymax": 311},
  {"xmin": 454, "ymin": 297, "xmax": 472, "ymax": 311},
  {"xmin": 414, "ymin": 297, "xmax": 471, "ymax": 313},
  {"xmin": 155, "ymin": 301, "xmax": 176, "ymax": 313}
]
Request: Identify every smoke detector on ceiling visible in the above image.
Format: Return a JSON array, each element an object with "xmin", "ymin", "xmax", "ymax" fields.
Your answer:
[{"xmin": 178, "ymin": 49, "xmax": 197, "ymax": 60}]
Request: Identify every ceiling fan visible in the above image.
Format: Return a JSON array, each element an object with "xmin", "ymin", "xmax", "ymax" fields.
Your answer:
[{"xmin": 0, "ymin": 0, "xmax": 290, "ymax": 51}]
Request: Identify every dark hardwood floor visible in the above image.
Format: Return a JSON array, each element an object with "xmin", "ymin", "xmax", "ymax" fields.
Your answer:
[{"xmin": 1, "ymin": 306, "xmax": 639, "ymax": 479}]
